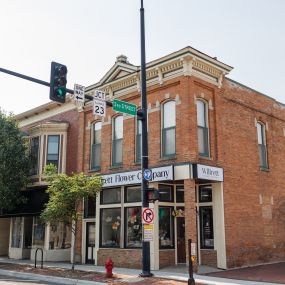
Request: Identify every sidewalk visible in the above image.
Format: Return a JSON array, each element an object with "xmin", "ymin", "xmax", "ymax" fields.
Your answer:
[{"xmin": 0, "ymin": 257, "xmax": 284, "ymax": 285}]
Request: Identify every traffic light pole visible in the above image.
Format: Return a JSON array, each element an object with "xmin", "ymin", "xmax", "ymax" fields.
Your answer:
[
  {"xmin": 0, "ymin": 67, "xmax": 113, "ymax": 105},
  {"xmin": 139, "ymin": 0, "xmax": 152, "ymax": 277}
]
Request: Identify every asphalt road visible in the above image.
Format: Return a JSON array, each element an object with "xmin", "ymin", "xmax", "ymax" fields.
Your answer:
[{"xmin": 0, "ymin": 275, "xmax": 55, "ymax": 285}]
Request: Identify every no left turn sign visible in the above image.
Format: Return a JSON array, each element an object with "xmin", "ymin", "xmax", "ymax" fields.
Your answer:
[{"xmin": 142, "ymin": 208, "xmax": 154, "ymax": 224}]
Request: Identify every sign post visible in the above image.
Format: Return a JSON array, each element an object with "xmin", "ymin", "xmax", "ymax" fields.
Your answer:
[{"xmin": 139, "ymin": 0, "xmax": 152, "ymax": 277}]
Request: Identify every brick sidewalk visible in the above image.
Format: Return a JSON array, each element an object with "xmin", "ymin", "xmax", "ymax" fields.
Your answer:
[{"xmin": 207, "ymin": 262, "xmax": 285, "ymax": 284}]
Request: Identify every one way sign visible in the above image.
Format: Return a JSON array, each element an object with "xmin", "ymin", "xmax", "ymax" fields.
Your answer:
[{"xmin": 74, "ymin": 84, "xmax": 85, "ymax": 103}]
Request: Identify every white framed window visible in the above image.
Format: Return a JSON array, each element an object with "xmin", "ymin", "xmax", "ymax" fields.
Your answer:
[
  {"xmin": 46, "ymin": 135, "xmax": 60, "ymax": 169},
  {"xmin": 197, "ymin": 99, "xmax": 209, "ymax": 157},
  {"xmin": 257, "ymin": 122, "xmax": 268, "ymax": 169},
  {"xmin": 162, "ymin": 101, "xmax": 176, "ymax": 157},
  {"xmin": 90, "ymin": 121, "xmax": 102, "ymax": 170},
  {"xmin": 112, "ymin": 116, "xmax": 123, "ymax": 166}
]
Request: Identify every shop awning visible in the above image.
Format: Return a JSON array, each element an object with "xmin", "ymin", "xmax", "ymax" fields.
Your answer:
[{"xmin": 0, "ymin": 188, "xmax": 49, "ymax": 218}]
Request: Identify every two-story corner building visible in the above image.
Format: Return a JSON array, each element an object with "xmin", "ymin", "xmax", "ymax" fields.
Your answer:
[
  {"xmin": 77, "ymin": 47, "xmax": 285, "ymax": 270},
  {"xmin": 0, "ymin": 98, "xmax": 80, "ymax": 262}
]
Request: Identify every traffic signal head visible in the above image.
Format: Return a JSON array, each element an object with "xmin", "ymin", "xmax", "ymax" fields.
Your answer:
[
  {"xmin": 49, "ymin": 62, "xmax": 67, "ymax": 103},
  {"xmin": 147, "ymin": 188, "xmax": 159, "ymax": 203}
]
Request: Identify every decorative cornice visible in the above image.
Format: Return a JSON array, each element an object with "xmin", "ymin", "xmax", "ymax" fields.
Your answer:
[
  {"xmin": 85, "ymin": 47, "xmax": 233, "ymax": 99},
  {"xmin": 28, "ymin": 122, "xmax": 69, "ymax": 136}
]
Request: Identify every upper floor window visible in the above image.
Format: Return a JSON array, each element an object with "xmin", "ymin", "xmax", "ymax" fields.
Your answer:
[
  {"xmin": 112, "ymin": 116, "xmax": 123, "ymax": 166},
  {"xmin": 47, "ymin": 135, "xmax": 60, "ymax": 169},
  {"xmin": 90, "ymin": 122, "xmax": 102, "ymax": 170},
  {"xmin": 29, "ymin": 136, "xmax": 40, "ymax": 175},
  {"xmin": 197, "ymin": 100, "xmax": 209, "ymax": 157},
  {"xmin": 136, "ymin": 119, "xmax": 142, "ymax": 163},
  {"xmin": 257, "ymin": 122, "xmax": 268, "ymax": 169},
  {"xmin": 162, "ymin": 101, "xmax": 176, "ymax": 157}
]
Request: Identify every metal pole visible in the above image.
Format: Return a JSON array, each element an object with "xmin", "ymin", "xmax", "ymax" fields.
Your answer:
[
  {"xmin": 188, "ymin": 239, "xmax": 195, "ymax": 285},
  {"xmin": 139, "ymin": 0, "xmax": 152, "ymax": 277},
  {"xmin": 0, "ymin": 66, "xmax": 115, "ymax": 105}
]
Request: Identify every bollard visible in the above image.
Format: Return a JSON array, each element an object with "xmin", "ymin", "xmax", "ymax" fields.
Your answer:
[{"xmin": 188, "ymin": 239, "xmax": 195, "ymax": 285}]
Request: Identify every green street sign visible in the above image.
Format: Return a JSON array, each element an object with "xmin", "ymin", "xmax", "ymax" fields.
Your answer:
[{"xmin": 112, "ymin": 99, "xmax": 137, "ymax": 116}]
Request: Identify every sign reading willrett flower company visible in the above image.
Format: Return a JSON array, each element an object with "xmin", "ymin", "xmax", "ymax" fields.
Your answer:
[{"xmin": 102, "ymin": 165, "xmax": 173, "ymax": 187}]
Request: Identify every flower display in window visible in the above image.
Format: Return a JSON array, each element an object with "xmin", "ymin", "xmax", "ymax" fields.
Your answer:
[{"xmin": 172, "ymin": 209, "xmax": 185, "ymax": 217}]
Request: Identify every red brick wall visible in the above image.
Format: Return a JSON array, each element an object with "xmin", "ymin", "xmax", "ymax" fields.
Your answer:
[
  {"xmin": 200, "ymin": 250, "xmax": 217, "ymax": 267},
  {"xmin": 159, "ymin": 250, "xmax": 176, "ymax": 268},
  {"xmin": 97, "ymin": 249, "xmax": 142, "ymax": 269}
]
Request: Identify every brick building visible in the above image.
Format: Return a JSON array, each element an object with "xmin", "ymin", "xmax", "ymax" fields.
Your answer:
[
  {"xmin": 0, "ymin": 99, "xmax": 79, "ymax": 262},
  {"xmin": 78, "ymin": 47, "xmax": 285, "ymax": 270},
  {"xmin": 1, "ymin": 46, "xmax": 284, "ymax": 271}
]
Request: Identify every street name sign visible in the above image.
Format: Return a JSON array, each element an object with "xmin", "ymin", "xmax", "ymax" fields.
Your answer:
[
  {"xmin": 93, "ymin": 90, "xmax": 106, "ymax": 117},
  {"xmin": 112, "ymin": 99, "xmax": 137, "ymax": 116},
  {"xmin": 74, "ymin": 84, "xmax": 85, "ymax": 103}
]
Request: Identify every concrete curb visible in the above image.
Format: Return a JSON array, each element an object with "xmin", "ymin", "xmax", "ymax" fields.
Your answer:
[{"xmin": 0, "ymin": 269, "xmax": 106, "ymax": 285}]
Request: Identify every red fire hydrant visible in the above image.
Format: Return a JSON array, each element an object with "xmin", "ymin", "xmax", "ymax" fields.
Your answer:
[{"xmin": 105, "ymin": 258, "xmax": 114, "ymax": 278}]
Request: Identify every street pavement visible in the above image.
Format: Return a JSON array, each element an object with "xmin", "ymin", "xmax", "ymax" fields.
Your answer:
[
  {"xmin": 0, "ymin": 257, "xmax": 284, "ymax": 285},
  {"xmin": 0, "ymin": 274, "xmax": 54, "ymax": 285}
]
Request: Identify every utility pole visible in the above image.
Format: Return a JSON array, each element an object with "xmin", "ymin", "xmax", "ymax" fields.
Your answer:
[{"xmin": 139, "ymin": 0, "xmax": 152, "ymax": 277}]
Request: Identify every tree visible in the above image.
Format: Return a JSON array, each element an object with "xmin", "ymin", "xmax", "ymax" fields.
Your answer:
[
  {"xmin": 41, "ymin": 164, "xmax": 102, "ymax": 270},
  {"xmin": 0, "ymin": 109, "xmax": 29, "ymax": 211}
]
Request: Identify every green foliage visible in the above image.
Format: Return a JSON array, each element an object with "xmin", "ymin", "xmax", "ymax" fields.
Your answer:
[
  {"xmin": 41, "ymin": 164, "xmax": 102, "ymax": 233},
  {"xmin": 0, "ymin": 109, "xmax": 29, "ymax": 210}
]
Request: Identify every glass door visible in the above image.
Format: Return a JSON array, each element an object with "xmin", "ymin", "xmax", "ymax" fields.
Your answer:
[{"xmin": 86, "ymin": 222, "xmax": 95, "ymax": 263}]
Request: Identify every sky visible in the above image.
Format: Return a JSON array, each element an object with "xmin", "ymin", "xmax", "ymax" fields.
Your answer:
[{"xmin": 0, "ymin": 0, "xmax": 284, "ymax": 115}]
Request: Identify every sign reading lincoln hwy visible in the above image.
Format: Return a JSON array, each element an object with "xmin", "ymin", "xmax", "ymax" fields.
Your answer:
[{"xmin": 112, "ymin": 99, "xmax": 137, "ymax": 116}]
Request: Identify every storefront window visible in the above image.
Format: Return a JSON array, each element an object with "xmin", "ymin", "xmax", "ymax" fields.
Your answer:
[
  {"xmin": 11, "ymin": 217, "xmax": 22, "ymax": 248},
  {"xmin": 199, "ymin": 185, "xmax": 212, "ymax": 203},
  {"xmin": 33, "ymin": 217, "xmax": 45, "ymax": 247},
  {"xmin": 159, "ymin": 207, "xmax": 174, "ymax": 248},
  {"xmin": 101, "ymin": 208, "xmax": 121, "ymax": 247},
  {"xmin": 199, "ymin": 206, "xmax": 214, "ymax": 249},
  {"xmin": 159, "ymin": 185, "xmax": 173, "ymax": 202},
  {"xmin": 101, "ymin": 188, "xmax": 121, "ymax": 204},
  {"xmin": 125, "ymin": 186, "xmax": 141, "ymax": 203},
  {"xmin": 125, "ymin": 207, "xmax": 142, "ymax": 248},
  {"xmin": 49, "ymin": 222, "xmax": 71, "ymax": 250},
  {"xmin": 176, "ymin": 185, "xmax": 184, "ymax": 203}
]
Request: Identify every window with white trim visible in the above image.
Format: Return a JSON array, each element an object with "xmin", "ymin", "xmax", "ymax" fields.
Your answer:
[
  {"xmin": 257, "ymin": 122, "xmax": 268, "ymax": 169},
  {"xmin": 112, "ymin": 116, "xmax": 123, "ymax": 166},
  {"xmin": 197, "ymin": 100, "xmax": 209, "ymax": 157},
  {"xmin": 90, "ymin": 121, "xmax": 102, "ymax": 170},
  {"xmin": 162, "ymin": 101, "xmax": 176, "ymax": 157}
]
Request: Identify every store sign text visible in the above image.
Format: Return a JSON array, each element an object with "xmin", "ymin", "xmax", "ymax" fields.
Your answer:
[
  {"xmin": 102, "ymin": 166, "xmax": 173, "ymax": 187},
  {"xmin": 196, "ymin": 164, "xmax": 223, "ymax": 182}
]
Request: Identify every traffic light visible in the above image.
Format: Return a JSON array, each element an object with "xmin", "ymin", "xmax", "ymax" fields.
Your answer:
[
  {"xmin": 49, "ymin": 61, "xmax": 67, "ymax": 103},
  {"xmin": 147, "ymin": 188, "xmax": 159, "ymax": 203}
]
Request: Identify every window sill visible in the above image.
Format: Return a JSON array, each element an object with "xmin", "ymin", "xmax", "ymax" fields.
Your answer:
[
  {"xmin": 160, "ymin": 155, "xmax": 177, "ymax": 162},
  {"xmin": 88, "ymin": 168, "xmax": 101, "ymax": 173},
  {"xmin": 109, "ymin": 164, "xmax": 123, "ymax": 170},
  {"xmin": 260, "ymin": 167, "xmax": 269, "ymax": 172},
  {"xmin": 198, "ymin": 155, "xmax": 211, "ymax": 160}
]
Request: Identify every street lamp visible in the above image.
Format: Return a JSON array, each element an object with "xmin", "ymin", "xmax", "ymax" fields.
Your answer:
[{"xmin": 139, "ymin": 0, "xmax": 152, "ymax": 277}]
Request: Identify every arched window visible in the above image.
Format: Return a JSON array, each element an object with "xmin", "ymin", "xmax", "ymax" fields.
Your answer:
[
  {"xmin": 112, "ymin": 116, "xmax": 123, "ymax": 166},
  {"xmin": 90, "ymin": 121, "xmax": 102, "ymax": 170},
  {"xmin": 197, "ymin": 100, "xmax": 209, "ymax": 157},
  {"xmin": 162, "ymin": 101, "xmax": 176, "ymax": 157},
  {"xmin": 257, "ymin": 122, "xmax": 268, "ymax": 169}
]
